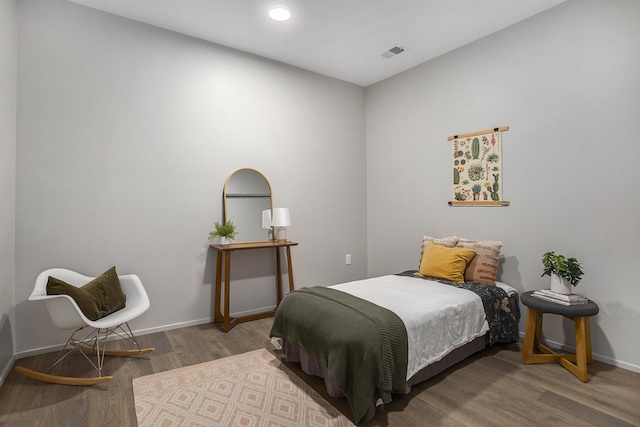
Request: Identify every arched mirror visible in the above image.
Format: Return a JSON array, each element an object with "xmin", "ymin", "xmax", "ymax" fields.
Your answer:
[{"xmin": 223, "ymin": 168, "xmax": 273, "ymax": 243}]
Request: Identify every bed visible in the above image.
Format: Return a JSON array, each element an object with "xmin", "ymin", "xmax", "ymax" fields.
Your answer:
[{"xmin": 269, "ymin": 236, "xmax": 521, "ymax": 424}]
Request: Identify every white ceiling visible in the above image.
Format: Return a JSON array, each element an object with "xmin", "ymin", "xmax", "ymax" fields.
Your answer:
[{"xmin": 68, "ymin": 0, "xmax": 568, "ymax": 87}]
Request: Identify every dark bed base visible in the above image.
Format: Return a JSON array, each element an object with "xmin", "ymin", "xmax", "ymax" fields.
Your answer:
[{"xmin": 282, "ymin": 333, "xmax": 488, "ymax": 398}]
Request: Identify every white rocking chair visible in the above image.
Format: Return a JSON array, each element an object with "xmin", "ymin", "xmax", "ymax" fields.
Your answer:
[{"xmin": 15, "ymin": 268, "xmax": 154, "ymax": 385}]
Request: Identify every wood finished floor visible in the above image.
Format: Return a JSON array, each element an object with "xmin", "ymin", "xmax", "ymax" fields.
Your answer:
[{"xmin": 1, "ymin": 318, "xmax": 639, "ymax": 426}]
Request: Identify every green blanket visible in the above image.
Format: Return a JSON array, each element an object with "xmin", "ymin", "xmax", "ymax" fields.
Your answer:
[{"xmin": 270, "ymin": 286, "xmax": 408, "ymax": 424}]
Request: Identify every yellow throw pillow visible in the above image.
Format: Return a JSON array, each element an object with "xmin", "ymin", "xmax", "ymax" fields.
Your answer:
[
  {"xmin": 418, "ymin": 243, "xmax": 477, "ymax": 283},
  {"xmin": 418, "ymin": 235, "xmax": 459, "ymax": 269}
]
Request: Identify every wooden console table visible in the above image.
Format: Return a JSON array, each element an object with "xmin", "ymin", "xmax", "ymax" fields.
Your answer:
[{"xmin": 210, "ymin": 241, "xmax": 298, "ymax": 332}]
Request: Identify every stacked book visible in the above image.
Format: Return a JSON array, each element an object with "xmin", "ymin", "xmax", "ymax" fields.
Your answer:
[{"xmin": 532, "ymin": 289, "xmax": 588, "ymax": 306}]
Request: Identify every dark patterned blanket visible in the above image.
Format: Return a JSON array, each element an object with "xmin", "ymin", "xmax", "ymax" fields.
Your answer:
[{"xmin": 396, "ymin": 270, "xmax": 520, "ymax": 344}]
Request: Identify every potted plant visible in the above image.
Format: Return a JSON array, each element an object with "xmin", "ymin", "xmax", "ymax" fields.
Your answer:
[
  {"xmin": 209, "ymin": 220, "xmax": 238, "ymax": 245},
  {"xmin": 541, "ymin": 251, "xmax": 584, "ymax": 294}
]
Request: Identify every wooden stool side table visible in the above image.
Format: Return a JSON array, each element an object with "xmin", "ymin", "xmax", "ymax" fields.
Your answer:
[{"xmin": 521, "ymin": 290, "xmax": 599, "ymax": 382}]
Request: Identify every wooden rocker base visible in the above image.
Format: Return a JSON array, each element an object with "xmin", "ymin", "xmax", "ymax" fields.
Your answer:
[
  {"xmin": 70, "ymin": 342, "xmax": 155, "ymax": 357},
  {"xmin": 14, "ymin": 366, "xmax": 114, "ymax": 386},
  {"xmin": 15, "ymin": 344, "xmax": 155, "ymax": 385}
]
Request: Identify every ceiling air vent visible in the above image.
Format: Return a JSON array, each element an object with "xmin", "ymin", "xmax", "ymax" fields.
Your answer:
[{"xmin": 381, "ymin": 45, "xmax": 405, "ymax": 59}]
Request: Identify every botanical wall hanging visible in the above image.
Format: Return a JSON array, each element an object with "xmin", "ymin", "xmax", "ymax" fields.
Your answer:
[{"xmin": 448, "ymin": 126, "xmax": 509, "ymax": 206}]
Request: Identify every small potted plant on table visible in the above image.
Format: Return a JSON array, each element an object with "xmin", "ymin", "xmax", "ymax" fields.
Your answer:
[
  {"xmin": 209, "ymin": 220, "xmax": 238, "ymax": 245},
  {"xmin": 541, "ymin": 251, "xmax": 584, "ymax": 294}
]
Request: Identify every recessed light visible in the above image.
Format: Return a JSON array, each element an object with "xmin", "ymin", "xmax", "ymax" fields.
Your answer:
[{"xmin": 269, "ymin": 7, "xmax": 291, "ymax": 21}]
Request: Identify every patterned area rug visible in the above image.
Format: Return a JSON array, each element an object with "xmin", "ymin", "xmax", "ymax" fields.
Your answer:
[{"xmin": 133, "ymin": 348, "xmax": 353, "ymax": 426}]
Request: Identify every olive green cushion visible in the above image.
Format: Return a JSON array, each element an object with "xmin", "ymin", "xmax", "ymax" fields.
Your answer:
[
  {"xmin": 81, "ymin": 266, "xmax": 126, "ymax": 314},
  {"xmin": 46, "ymin": 266, "xmax": 126, "ymax": 321}
]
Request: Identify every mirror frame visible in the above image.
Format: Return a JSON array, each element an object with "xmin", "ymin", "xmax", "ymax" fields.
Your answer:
[{"xmin": 223, "ymin": 168, "xmax": 273, "ymax": 243}]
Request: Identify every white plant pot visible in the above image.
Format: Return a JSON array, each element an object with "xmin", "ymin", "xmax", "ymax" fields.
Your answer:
[
  {"xmin": 219, "ymin": 237, "xmax": 230, "ymax": 245},
  {"xmin": 550, "ymin": 273, "xmax": 572, "ymax": 294}
]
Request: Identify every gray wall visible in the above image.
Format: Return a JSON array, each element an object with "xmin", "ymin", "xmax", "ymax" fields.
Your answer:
[
  {"xmin": 6, "ymin": 0, "xmax": 639, "ymax": 378},
  {"xmin": 366, "ymin": 0, "xmax": 640, "ymax": 372},
  {"xmin": 0, "ymin": 0, "xmax": 18, "ymax": 384},
  {"xmin": 15, "ymin": 0, "xmax": 367, "ymax": 353}
]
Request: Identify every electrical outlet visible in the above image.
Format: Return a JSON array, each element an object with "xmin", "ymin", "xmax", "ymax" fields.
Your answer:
[{"xmin": 346, "ymin": 254, "xmax": 352, "ymax": 265}]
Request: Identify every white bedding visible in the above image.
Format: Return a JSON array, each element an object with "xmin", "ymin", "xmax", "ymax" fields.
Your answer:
[{"xmin": 329, "ymin": 275, "xmax": 513, "ymax": 379}]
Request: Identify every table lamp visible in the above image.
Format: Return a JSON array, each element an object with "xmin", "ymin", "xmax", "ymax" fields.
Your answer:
[{"xmin": 271, "ymin": 208, "xmax": 291, "ymax": 242}]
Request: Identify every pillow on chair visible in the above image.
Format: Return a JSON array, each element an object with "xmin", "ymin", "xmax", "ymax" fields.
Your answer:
[
  {"xmin": 46, "ymin": 266, "xmax": 126, "ymax": 321},
  {"xmin": 81, "ymin": 266, "xmax": 127, "ymax": 314},
  {"xmin": 46, "ymin": 277, "xmax": 105, "ymax": 320}
]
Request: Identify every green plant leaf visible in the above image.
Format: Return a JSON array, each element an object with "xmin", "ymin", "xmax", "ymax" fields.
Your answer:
[{"xmin": 541, "ymin": 251, "xmax": 583, "ymax": 286}]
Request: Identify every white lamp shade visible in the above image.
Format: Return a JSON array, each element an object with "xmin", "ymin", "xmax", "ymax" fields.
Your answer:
[{"xmin": 271, "ymin": 208, "xmax": 292, "ymax": 227}]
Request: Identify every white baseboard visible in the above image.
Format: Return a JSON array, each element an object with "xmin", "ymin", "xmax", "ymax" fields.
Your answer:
[
  {"xmin": 14, "ymin": 305, "xmax": 278, "ymax": 360},
  {"xmin": 14, "ymin": 318, "xmax": 638, "ymax": 375},
  {"xmin": 0, "ymin": 354, "xmax": 17, "ymax": 388},
  {"xmin": 231, "ymin": 305, "xmax": 277, "ymax": 319},
  {"xmin": 14, "ymin": 317, "xmax": 214, "ymax": 360},
  {"xmin": 517, "ymin": 331, "xmax": 640, "ymax": 374},
  {"xmin": 133, "ymin": 305, "xmax": 276, "ymax": 336}
]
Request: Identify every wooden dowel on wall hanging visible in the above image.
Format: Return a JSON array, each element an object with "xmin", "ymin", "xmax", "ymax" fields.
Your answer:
[
  {"xmin": 447, "ymin": 126, "xmax": 509, "ymax": 141},
  {"xmin": 448, "ymin": 201, "xmax": 510, "ymax": 207}
]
